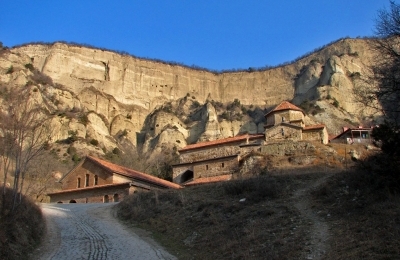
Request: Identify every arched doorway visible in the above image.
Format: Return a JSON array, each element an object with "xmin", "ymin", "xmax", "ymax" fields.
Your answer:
[
  {"xmin": 113, "ymin": 193, "xmax": 119, "ymax": 202},
  {"xmin": 69, "ymin": 200, "xmax": 77, "ymax": 203},
  {"xmin": 104, "ymin": 195, "xmax": 109, "ymax": 203},
  {"xmin": 180, "ymin": 170, "xmax": 194, "ymax": 183}
]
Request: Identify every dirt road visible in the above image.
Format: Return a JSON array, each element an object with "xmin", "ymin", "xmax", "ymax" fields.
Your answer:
[{"xmin": 32, "ymin": 203, "xmax": 176, "ymax": 260}]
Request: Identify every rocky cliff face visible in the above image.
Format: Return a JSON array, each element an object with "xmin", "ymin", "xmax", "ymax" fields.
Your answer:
[{"xmin": 0, "ymin": 38, "xmax": 380, "ymax": 158}]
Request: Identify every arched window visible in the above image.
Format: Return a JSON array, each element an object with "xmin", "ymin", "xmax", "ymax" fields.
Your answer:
[
  {"xmin": 104, "ymin": 195, "xmax": 109, "ymax": 203},
  {"xmin": 77, "ymin": 178, "xmax": 81, "ymax": 188},
  {"xmin": 85, "ymin": 174, "xmax": 89, "ymax": 187},
  {"xmin": 94, "ymin": 175, "xmax": 98, "ymax": 186},
  {"xmin": 113, "ymin": 193, "xmax": 119, "ymax": 202}
]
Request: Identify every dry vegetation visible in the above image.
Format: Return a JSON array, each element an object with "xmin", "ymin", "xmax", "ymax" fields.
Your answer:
[
  {"xmin": 0, "ymin": 187, "xmax": 45, "ymax": 260},
  {"xmin": 116, "ymin": 154, "xmax": 400, "ymax": 259},
  {"xmin": 117, "ymin": 172, "xmax": 323, "ymax": 259}
]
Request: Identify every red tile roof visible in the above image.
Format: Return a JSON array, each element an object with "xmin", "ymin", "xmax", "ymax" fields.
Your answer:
[
  {"xmin": 179, "ymin": 134, "xmax": 264, "ymax": 152},
  {"xmin": 265, "ymin": 101, "xmax": 304, "ymax": 117},
  {"xmin": 183, "ymin": 174, "xmax": 232, "ymax": 186},
  {"xmin": 47, "ymin": 182, "xmax": 131, "ymax": 195},
  {"xmin": 86, "ymin": 156, "xmax": 182, "ymax": 189},
  {"xmin": 303, "ymin": 124, "xmax": 326, "ymax": 130}
]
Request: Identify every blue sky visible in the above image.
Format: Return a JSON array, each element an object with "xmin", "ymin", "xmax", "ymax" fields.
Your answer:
[{"xmin": 1, "ymin": 1, "xmax": 389, "ymax": 71}]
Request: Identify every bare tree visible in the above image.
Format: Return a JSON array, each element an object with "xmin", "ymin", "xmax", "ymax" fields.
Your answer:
[
  {"xmin": 0, "ymin": 87, "xmax": 52, "ymax": 214},
  {"xmin": 354, "ymin": 1, "xmax": 400, "ymax": 155}
]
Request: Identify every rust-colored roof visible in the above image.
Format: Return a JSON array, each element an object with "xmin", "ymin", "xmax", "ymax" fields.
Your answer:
[
  {"xmin": 179, "ymin": 134, "xmax": 264, "ymax": 152},
  {"xmin": 303, "ymin": 124, "xmax": 326, "ymax": 131},
  {"xmin": 183, "ymin": 174, "xmax": 232, "ymax": 186},
  {"xmin": 47, "ymin": 182, "xmax": 131, "ymax": 195},
  {"xmin": 85, "ymin": 156, "xmax": 182, "ymax": 189},
  {"xmin": 265, "ymin": 101, "xmax": 304, "ymax": 117}
]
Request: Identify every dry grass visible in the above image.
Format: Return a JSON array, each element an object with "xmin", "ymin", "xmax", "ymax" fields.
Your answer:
[
  {"xmin": 311, "ymin": 154, "xmax": 400, "ymax": 259},
  {"xmin": 0, "ymin": 187, "xmax": 45, "ymax": 260},
  {"xmin": 117, "ymin": 174, "xmax": 320, "ymax": 259},
  {"xmin": 116, "ymin": 153, "xmax": 400, "ymax": 259}
]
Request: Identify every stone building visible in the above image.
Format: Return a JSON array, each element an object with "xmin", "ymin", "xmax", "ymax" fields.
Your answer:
[
  {"xmin": 264, "ymin": 101, "xmax": 328, "ymax": 144},
  {"xmin": 47, "ymin": 156, "xmax": 181, "ymax": 203},
  {"xmin": 172, "ymin": 134, "xmax": 264, "ymax": 184},
  {"xmin": 172, "ymin": 101, "xmax": 329, "ymax": 185}
]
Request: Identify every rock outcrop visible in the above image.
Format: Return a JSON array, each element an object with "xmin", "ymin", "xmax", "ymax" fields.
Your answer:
[{"xmin": 0, "ymin": 38, "xmax": 381, "ymax": 158}]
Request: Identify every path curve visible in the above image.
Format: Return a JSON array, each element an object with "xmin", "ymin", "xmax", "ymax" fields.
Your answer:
[
  {"xmin": 293, "ymin": 174, "xmax": 331, "ymax": 260},
  {"xmin": 32, "ymin": 203, "xmax": 176, "ymax": 260}
]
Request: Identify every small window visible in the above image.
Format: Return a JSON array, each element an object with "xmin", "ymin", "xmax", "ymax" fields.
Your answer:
[
  {"xmin": 222, "ymin": 163, "xmax": 225, "ymax": 168},
  {"xmin": 85, "ymin": 174, "xmax": 89, "ymax": 187},
  {"xmin": 77, "ymin": 178, "xmax": 81, "ymax": 188},
  {"xmin": 206, "ymin": 165, "xmax": 209, "ymax": 170},
  {"xmin": 94, "ymin": 175, "xmax": 98, "ymax": 186},
  {"xmin": 281, "ymin": 128, "xmax": 285, "ymax": 136}
]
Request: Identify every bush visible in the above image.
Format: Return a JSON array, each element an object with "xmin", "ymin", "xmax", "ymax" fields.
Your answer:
[
  {"xmin": 90, "ymin": 139, "xmax": 99, "ymax": 146},
  {"xmin": 24, "ymin": 63, "xmax": 34, "ymax": 71},
  {"xmin": 72, "ymin": 154, "xmax": 81, "ymax": 162},
  {"xmin": 67, "ymin": 146, "xmax": 77, "ymax": 155},
  {"xmin": 333, "ymin": 99, "xmax": 339, "ymax": 108},
  {"xmin": 0, "ymin": 187, "xmax": 45, "ymax": 259},
  {"xmin": 6, "ymin": 66, "xmax": 13, "ymax": 74},
  {"xmin": 78, "ymin": 114, "xmax": 89, "ymax": 125}
]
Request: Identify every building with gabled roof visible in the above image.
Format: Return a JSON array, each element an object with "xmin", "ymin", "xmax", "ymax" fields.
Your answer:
[
  {"xmin": 172, "ymin": 134, "xmax": 264, "ymax": 184},
  {"xmin": 264, "ymin": 101, "xmax": 328, "ymax": 144},
  {"xmin": 47, "ymin": 156, "xmax": 181, "ymax": 203},
  {"xmin": 172, "ymin": 101, "xmax": 329, "ymax": 185},
  {"xmin": 330, "ymin": 126, "xmax": 373, "ymax": 144}
]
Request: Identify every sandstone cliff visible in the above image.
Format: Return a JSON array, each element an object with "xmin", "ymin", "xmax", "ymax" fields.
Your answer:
[{"xmin": 0, "ymin": 38, "xmax": 380, "ymax": 159}]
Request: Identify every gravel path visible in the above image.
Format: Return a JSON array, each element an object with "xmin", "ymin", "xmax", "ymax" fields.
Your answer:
[
  {"xmin": 293, "ymin": 174, "xmax": 332, "ymax": 260},
  {"xmin": 32, "ymin": 203, "xmax": 176, "ymax": 260}
]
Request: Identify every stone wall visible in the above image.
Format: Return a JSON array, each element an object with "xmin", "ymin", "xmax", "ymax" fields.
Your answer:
[
  {"xmin": 49, "ymin": 184, "xmax": 137, "ymax": 203},
  {"xmin": 192, "ymin": 157, "xmax": 238, "ymax": 179},
  {"xmin": 172, "ymin": 156, "xmax": 238, "ymax": 183},
  {"xmin": 61, "ymin": 160, "xmax": 131, "ymax": 190},
  {"xmin": 265, "ymin": 125, "xmax": 302, "ymax": 142},
  {"xmin": 179, "ymin": 143, "xmax": 241, "ymax": 163},
  {"xmin": 303, "ymin": 128, "xmax": 328, "ymax": 144},
  {"xmin": 260, "ymin": 141, "xmax": 315, "ymax": 157},
  {"xmin": 266, "ymin": 110, "xmax": 304, "ymax": 126}
]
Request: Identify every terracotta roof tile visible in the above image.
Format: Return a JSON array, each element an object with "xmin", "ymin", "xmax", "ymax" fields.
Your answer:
[
  {"xmin": 179, "ymin": 134, "xmax": 264, "ymax": 152},
  {"xmin": 265, "ymin": 101, "xmax": 304, "ymax": 117},
  {"xmin": 87, "ymin": 156, "xmax": 182, "ymax": 189},
  {"xmin": 303, "ymin": 124, "xmax": 326, "ymax": 130},
  {"xmin": 183, "ymin": 174, "xmax": 232, "ymax": 186}
]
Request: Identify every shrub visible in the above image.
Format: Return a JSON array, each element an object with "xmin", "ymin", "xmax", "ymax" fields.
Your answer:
[
  {"xmin": 333, "ymin": 99, "xmax": 339, "ymax": 108},
  {"xmin": 78, "ymin": 114, "xmax": 89, "ymax": 125},
  {"xmin": 6, "ymin": 66, "xmax": 13, "ymax": 74},
  {"xmin": 72, "ymin": 154, "xmax": 81, "ymax": 162},
  {"xmin": 67, "ymin": 146, "xmax": 77, "ymax": 155},
  {"xmin": 112, "ymin": 147, "xmax": 121, "ymax": 155},
  {"xmin": 24, "ymin": 63, "xmax": 34, "ymax": 71},
  {"xmin": 90, "ymin": 139, "xmax": 99, "ymax": 146}
]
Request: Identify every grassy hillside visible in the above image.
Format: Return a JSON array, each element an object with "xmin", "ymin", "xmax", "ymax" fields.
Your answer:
[
  {"xmin": 116, "ymin": 164, "xmax": 400, "ymax": 259},
  {"xmin": 0, "ymin": 187, "xmax": 45, "ymax": 260}
]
